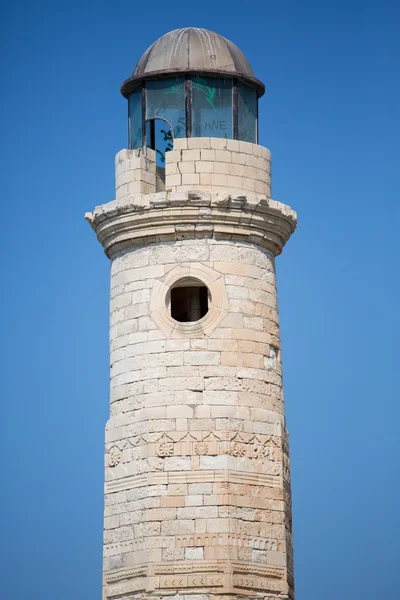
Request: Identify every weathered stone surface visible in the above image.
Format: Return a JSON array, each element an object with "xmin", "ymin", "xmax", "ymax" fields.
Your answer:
[{"xmin": 87, "ymin": 138, "xmax": 296, "ymax": 600}]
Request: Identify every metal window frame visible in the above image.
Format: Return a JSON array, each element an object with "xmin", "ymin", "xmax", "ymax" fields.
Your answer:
[
  {"xmin": 237, "ymin": 79, "xmax": 259, "ymax": 144},
  {"xmin": 128, "ymin": 93, "xmax": 131, "ymax": 149},
  {"xmin": 185, "ymin": 76, "xmax": 192, "ymax": 138},
  {"xmin": 141, "ymin": 83, "xmax": 147, "ymax": 148},
  {"xmin": 131, "ymin": 75, "xmax": 259, "ymax": 148},
  {"xmin": 256, "ymin": 90, "xmax": 259, "ymax": 144},
  {"xmin": 127, "ymin": 86, "xmax": 144, "ymax": 150},
  {"xmin": 233, "ymin": 78, "xmax": 238, "ymax": 140}
]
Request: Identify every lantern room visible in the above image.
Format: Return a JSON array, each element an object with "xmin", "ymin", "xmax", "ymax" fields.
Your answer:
[{"xmin": 120, "ymin": 28, "xmax": 265, "ymax": 165}]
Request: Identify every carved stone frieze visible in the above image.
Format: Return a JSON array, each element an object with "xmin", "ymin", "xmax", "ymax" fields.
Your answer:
[
  {"xmin": 232, "ymin": 575, "xmax": 286, "ymax": 593},
  {"xmin": 154, "ymin": 574, "xmax": 225, "ymax": 589},
  {"xmin": 105, "ymin": 566, "xmax": 147, "ymax": 584},
  {"xmin": 105, "ymin": 577, "xmax": 147, "ymax": 598}
]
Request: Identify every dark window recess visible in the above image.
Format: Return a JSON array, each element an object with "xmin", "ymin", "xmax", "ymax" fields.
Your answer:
[{"xmin": 171, "ymin": 286, "xmax": 209, "ymax": 322}]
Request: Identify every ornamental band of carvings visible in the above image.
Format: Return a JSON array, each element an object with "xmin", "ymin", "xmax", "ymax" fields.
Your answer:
[
  {"xmin": 105, "ymin": 569, "xmax": 286, "ymax": 596},
  {"xmin": 108, "ymin": 428, "xmax": 288, "ymax": 446},
  {"xmin": 154, "ymin": 574, "xmax": 224, "ymax": 589},
  {"xmin": 154, "ymin": 561, "xmax": 221, "ymax": 574},
  {"xmin": 105, "ymin": 566, "xmax": 147, "ymax": 584},
  {"xmin": 107, "ymin": 430, "xmax": 286, "ymax": 452},
  {"xmin": 232, "ymin": 576, "xmax": 286, "ymax": 592},
  {"xmin": 105, "ymin": 578, "xmax": 146, "ymax": 598},
  {"xmin": 105, "ymin": 469, "xmax": 280, "ymax": 494},
  {"xmin": 104, "ymin": 562, "xmax": 285, "ymax": 580},
  {"xmin": 152, "ymin": 439, "xmax": 278, "ymax": 460},
  {"xmin": 175, "ymin": 534, "xmax": 281, "ymax": 552}
]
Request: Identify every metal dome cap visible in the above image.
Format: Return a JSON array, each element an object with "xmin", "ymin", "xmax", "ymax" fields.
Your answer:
[{"xmin": 120, "ymin": 27, "xmax": 265, "ymax": 98}]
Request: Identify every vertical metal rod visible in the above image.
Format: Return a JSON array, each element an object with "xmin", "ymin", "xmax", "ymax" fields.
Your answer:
[
  {"xmin": 185, "ymin": 77, "xmax": 192, "ymax": 138},
  {"xmin": 150, "ymin": 119, "xmax": 156, "ymax": 150},
  {"xmin": 127, "ymin": 95, "xmax": 131, "ymax": 149},
  {"xmin": 256, "ymin": 90, "xmax": 259, "ymax": 144},
  {"xmin": 141, "ymin": 83, "xmax": 147, "ymax": 148},
  {"xmin": 233, "ymin": 79, "xmax": 238, "ymax": 140}
]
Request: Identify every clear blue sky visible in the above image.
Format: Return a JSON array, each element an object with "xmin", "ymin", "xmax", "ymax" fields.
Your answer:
[{"xmin": 1, "ymin": 1, "xmax": 399, "ymax": 599}]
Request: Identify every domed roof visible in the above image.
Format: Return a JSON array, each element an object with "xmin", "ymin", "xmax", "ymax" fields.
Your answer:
[{"xmin": 120, "ymin": 27, "xmax": 265, "ymax": 98}]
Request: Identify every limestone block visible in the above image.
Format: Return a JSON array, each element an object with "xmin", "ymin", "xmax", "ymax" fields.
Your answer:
[
  {"xmin": 166, "ymin": 173, "xmax": 181, "ymax": 187},
  {"xmin": 182, "ymin": 173, "xmax": 200, "ymax": 185},
  {"xmin": 173, "ymin": 138, "xmax": 188, "ymax": 150},
  {"xmin": 187, "ymin": 137, "xmax": 211, "ymax": 149},
  {"xmin": 210, "ymin": 138, "xmax": 228, "ymax": 149},
  {"xmin": 161, "ymin": 520, "xmax": 195, "ymax": 535},
  {"xmin": 195, "ymin": 161, "xmax": 214, "ymax": 173},
  {"xmin": 185, "ymin": 495, "xmax": 203, "ymax": 506},
  {"xmin": 226, "ymin": 139, "xmax": 241, "ymax": 152},
  {"xmin": 213, "ymin": 161, "xmax": 231, "ymax": 174},
  {"xmin": 178, "ymin": 161, "xmax": 195, "ymax": 174},
  {"xmin": 166, "ymin": 161, "xmax": 178, "ymax": 175},
  {"xmin": 184, "ymin": 547, "xmax": 204, "ymax": 560},
  {"xmin": 184, "ymin": 351, "xmax": 220, "ymax": 366},
  {"xmin": 182, "ymin": 149, "xmax": 201, "ymax": 161},
  {"xmin": 210, "ymin": 174, "xmax": 228, "ymax": 186},
  {"xmin": 164, "ymin": 457, "xmax": 191, "ymax": 471}
]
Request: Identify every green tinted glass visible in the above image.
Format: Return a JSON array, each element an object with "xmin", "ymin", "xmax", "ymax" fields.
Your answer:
[{"xmin": 192, "ymin": 77, "xmax": 232, "ymax": 138}]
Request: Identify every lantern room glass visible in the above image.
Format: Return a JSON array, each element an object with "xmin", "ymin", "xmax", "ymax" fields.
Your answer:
[
  {"xmin": 146, "ymin": 78, "xmax": 185, "ymax": 138},
  {"xmin": 192, "ymin": 77, "xmax": 233, "ymax": 139},
  {"xmin": 127, "ymin": 76, "xmax": 259, "ymax": 148},
  {"xmin": 128, "ymin": 88, "xmax": 143, "ymax": 150},
  {"xmin": 238, "ymin": 82, "xmax": 257, "ymax": 144}
]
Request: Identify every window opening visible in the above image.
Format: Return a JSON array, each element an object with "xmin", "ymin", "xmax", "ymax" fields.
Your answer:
[
  {"xmin": 170, "ymin": 280, "xmax": 210, "ymax": 322},
  {"xmin": 146, "ymin": 117, "xmax": 174, "ymax": 192}
]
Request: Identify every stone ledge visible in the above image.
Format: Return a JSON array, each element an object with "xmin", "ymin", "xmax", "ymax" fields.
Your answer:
[
  {"xmin": 85, "ymin": 191, "xmax": 297, "ymax": 258},
  {"xmin": 103, "ymin": 559, "xmax": 288, "ymax": 598}
]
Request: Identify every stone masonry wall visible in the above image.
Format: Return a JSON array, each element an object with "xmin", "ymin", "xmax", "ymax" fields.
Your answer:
[
  {"xmin": 104, "ymin": 238, "xmax": 294, "ymax": 600},
  {"xmin": 115, "ymin": 148, "xmax": 156, "ymax": 200},
  {"xmin": 165, "ymin": 138, "xmax": 271, "ymax": 197}
]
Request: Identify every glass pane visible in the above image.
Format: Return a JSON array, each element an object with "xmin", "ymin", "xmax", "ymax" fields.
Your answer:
[
  {"xmin": 146, "ymin": 78, "xmax": 185, "ymax": 138},
  {"xmin": 145, "ymin": 118, "xmax": 174, "ymax": 193},
  {"xmin": 128, "ymin": 89, "xmax": 143, "ymax": 149},
  {"xmin": 238, "ymin": 82, "xmax": 257, "ymax": 143},
  {"xmin": 192, "ymin": 77, "xmax": 232, "ymax": 138},
  {"xmin": 153, "ymin": 119, "xmax": 174, "ymax": 166}
]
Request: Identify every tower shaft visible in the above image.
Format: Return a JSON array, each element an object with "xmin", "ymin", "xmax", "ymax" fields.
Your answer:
[{"xmin": 87, "ymin": 137, "xmax": 296, "ymax": 600}]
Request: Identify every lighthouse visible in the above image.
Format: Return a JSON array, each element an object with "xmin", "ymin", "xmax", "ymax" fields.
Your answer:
[{"xmin": 86, "ymin": 27, "xmax": 297, "ymax": 600}]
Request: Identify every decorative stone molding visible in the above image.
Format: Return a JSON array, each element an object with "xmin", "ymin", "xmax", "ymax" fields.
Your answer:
[
  {"xmin": 85, "ymin": 190, "xmax": 297, "ymax": 258},
  {"xmin": 104, "ymin": 469, "xmax": 279, "ymax": 495},
  {"xmin": 103, "ymin": 559, "xmax": 288, "ymax": 598},
  {"xmin": 107, "ymin": 447, "xmax": 121, "ymax": 467}
]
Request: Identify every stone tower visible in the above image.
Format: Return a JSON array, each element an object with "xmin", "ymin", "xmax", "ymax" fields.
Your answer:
[{"xmin": 86, "ymin": 28, "xmax": 297, "ymax": 600}]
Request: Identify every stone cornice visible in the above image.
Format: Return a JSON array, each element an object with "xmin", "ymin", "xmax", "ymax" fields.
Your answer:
[{"xmin": 85, "ymin": 191, "xmax": 297, "ymax": 258}]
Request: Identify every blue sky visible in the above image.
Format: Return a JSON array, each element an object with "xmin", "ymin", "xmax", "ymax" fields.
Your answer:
[{"xmin": 1, "ymin": 1, "xmax": 399, "ymax": 598}]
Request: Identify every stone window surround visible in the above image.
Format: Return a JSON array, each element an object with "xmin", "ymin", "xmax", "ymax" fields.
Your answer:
[{"xmin": 150, "ymin": 263, "xmax": 229, "ymax": 338}]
